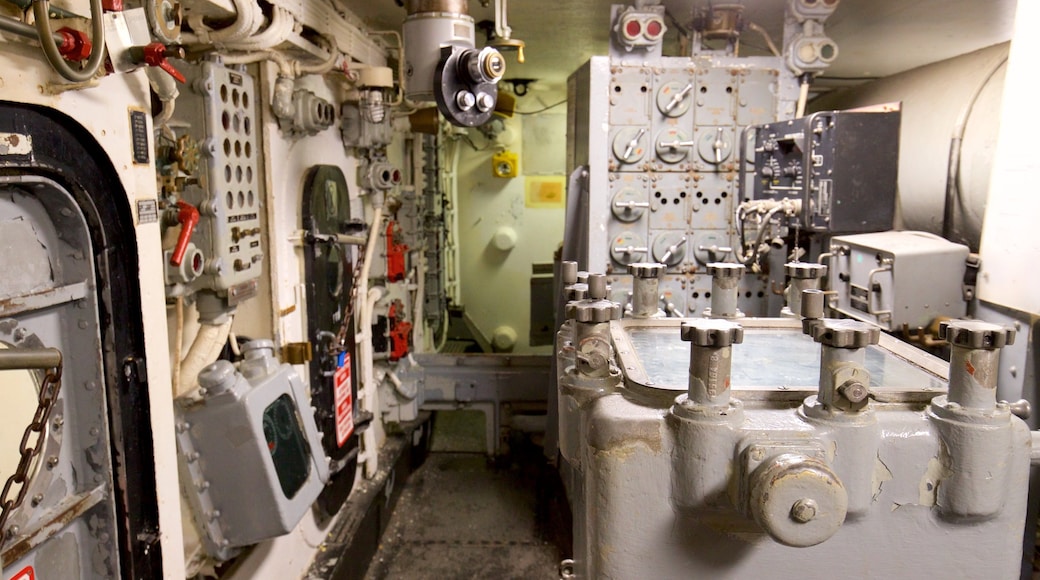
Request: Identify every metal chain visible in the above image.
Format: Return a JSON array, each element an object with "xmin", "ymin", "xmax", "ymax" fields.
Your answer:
[
  {"xmin": 0, "ymin": 361, "xmax": 63, "ymax": 540},
  {"xmin": 334, "ymin": 240, "xmax": 368, "ymax": 353}
]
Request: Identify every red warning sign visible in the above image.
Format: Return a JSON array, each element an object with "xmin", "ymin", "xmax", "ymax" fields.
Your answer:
[
  {"xmin": 334, "ymin": 352, "xmax": 354, "ymax": 447},
  {"xmin": 10, "ymin": 566, "xmax": 34, "ymax": 580}
]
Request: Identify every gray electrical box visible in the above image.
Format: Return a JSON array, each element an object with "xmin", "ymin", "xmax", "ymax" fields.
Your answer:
[
  {"xmin": 176, "ymin": 341, "xmax": 329, "ymax": 559},
  {"xmin": 747, "ymin": 110, "xmax": 900, "ymax": 233},
  {"xmin": 828, "ymin": 231, "xmax": 969, "ymax": 330}
]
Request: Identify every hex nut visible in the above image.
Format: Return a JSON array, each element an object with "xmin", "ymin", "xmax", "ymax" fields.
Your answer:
[
  {"xmin": 939, "ymin": 319, "xmax": 1016, "ymax": 349},
  {"xmin": 810, "ymin": 319, "xmax": 880, "ymax": 348},
  {"xmin": 628, "ymin": 262, "xmax": 666, "ymax": 279},
  {"xmin": 785, "ymin": 261, "xmax": 827, "ymax": 279},
  {"xmin": 707, "ymin": 262, "xmax": 745, "ymax": 279},
  {"xmin": 680, "ymin": 319, "xmax": 744, "ymax": 347}
]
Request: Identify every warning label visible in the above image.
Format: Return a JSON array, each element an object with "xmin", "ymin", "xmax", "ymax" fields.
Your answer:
[{"xmin": 334, "ymin": 352, "xmax": 354, "ymax": 447}]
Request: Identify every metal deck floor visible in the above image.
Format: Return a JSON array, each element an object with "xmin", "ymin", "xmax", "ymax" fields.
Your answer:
[{"xmin": 363, "ymin": 410, "xmax": 562, "ymax": 579}]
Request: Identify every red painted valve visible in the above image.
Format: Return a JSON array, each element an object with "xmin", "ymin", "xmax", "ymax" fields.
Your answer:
[
  {"xmin": 170, "ymin": 200, "xmax": 199, "ymax": 267},
  {"xmin": 56, "ymin": 27, "xmax": 92, "ymax": 62},
  {"xmin": 128, "ymin": 42, "xmax": 186, "ymax": 82}
]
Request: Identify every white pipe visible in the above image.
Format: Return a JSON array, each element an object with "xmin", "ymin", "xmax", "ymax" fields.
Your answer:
[
  {"xmin": 796, "ymin": 79, "xmax": 810, "ymax": 118},
  {"xmin": 448, "ymin": 138, "xmax": 462, "ymax": 305},
  {"xmin": 359, "ymin": 286, "xmax": 384, "ymax": 477},
  {"xmin": 182, "ymin": 0, "xmax": 261, "ymax": 45},
  {"xmin": 297, "ymin": 36, "xmax": 340, "ymax": 75},
  {"xmin": 221, "ymin": 49, "xmax": 295, "ymax": 77},
  {"xmin": 176, "ymin": 319, "xmax": 233, "ymax": 397},
  {"xmin": 224, "ymin": 6, "xmax": 294, "ymax": 51},
  {"xmin": 146, "ymin": 67, "xmax": 179, "ymax": 127},
  {"xmin": 172, "ymin": 296, "xmax": 184, "ymax": 395},
  {"xmin": 355, "ymin": 205, "xmax": 384, "ymax": 478}
]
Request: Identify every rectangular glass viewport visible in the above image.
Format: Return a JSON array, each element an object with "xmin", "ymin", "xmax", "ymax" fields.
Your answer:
[{"xmin": 614, "ymin": 319, "xmax": 947, "ymax": 400}]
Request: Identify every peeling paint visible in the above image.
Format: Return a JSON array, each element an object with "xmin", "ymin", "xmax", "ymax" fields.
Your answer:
[
  {"xmin": 0, "ymin": 132, "xmax": 32, "ymax": 156},
  {"xmin": 919, "ymin": 456, "xmax": 951, "ymax": 506},
  {"xmin": 873, "ymin": 455, "xmax": 893, "ymax": 501}
]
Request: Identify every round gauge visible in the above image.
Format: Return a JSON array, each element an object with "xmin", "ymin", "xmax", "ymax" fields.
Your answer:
[
  {"xmin": 652, "ymin": 232, "xmax": 687, "ymax": 266},
  {"xmin": 655, "ymin": 128, "xmax": 691, "ymax": 164},
  {"xmin": 611, "ymin": 188, "xmax": 648, "ymax": 222},
  {"xmin": 609, "ymin": 231, "xmax": 648, "ymax": 265},
  {"xmin": 698, "ymin": 128, "xmax": 733, "ymax": 164},
  {"xmin": 612, "ymin": 128, "xmax": 648, "ymax": 165},
  {"xmin": 655, "ymin": 81, "xmax": 693, "ymax": 117}
]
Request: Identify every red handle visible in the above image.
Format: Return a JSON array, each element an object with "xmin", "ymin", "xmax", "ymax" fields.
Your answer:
[{"xmin": 170, "ymin": 200, "xmax": 199, "ymax": 267}]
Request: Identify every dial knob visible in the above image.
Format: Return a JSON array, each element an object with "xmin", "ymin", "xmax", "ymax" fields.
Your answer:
[
  {"xmin": 680, "ymin": 318, "xmax": 744, "ymax": 347},
  {"xmin": 810, "ymin": 319, "xmax": 880, "ymax": 349},
  {"xmin": 939, "ymin": 319, "xmax": 1016, "ymax": 349}
]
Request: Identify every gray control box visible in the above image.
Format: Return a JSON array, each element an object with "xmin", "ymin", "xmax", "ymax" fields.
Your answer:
[
  {"xmin": 747, "ymin": 110, "xmax": 900, "ymax": 233},
  {"xmin": 828, "ymin": 231, "xmax": 969, "ymax": 330},
  {"xmin": 176, "ymin": 341, "xmax": 329, "ymax": 559}
]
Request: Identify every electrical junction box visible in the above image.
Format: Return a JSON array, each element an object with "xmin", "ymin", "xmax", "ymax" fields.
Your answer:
[
  {"xmin": 176, "ymin": 341, "xmax": 329, "ymax": 560},
  {"xmin": 492, "ymin": 150, "xmax": 518, "ymax": 178},
  {"xmin": 748, "ymin": 110, "xmax": 900, "ymax": 233},
  {"xmin": 827, "ymin": 231, "xmax": 969, "ymax": 330}
]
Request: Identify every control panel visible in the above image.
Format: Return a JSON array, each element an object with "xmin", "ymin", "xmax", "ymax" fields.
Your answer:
[
  {"xmin": 569, "ymin": 56, "xmax": 797, "ymax": 317},
  {"xmin": 180, "ymin": 61, "xmax": 264, "ymax": 301},
  {"xmin": 746, "ymin": 110, "xmax": 900, "ymax": 233}
]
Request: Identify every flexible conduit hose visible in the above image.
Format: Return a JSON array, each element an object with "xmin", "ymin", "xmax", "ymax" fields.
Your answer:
[
  {"xmin": 176, "ymin": 319, "xmax": 232, "ymax": 397},
  {"xmin": 33, "ymin": 0, "xmax": 105, "ymax": 82}
]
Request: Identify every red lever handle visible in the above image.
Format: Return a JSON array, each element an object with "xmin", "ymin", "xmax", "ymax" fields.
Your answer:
[
  {"xmin": 170, "ymin": 200, "xmax": 199, "ymax": 267},
  {"xmin": 129, "ymin": 42, "xmax": 186, "ymax": 83}
]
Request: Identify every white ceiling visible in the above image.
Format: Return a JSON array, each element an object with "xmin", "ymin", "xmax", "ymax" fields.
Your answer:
[{"xmin": 348, "ymin": 0, "xmax": 1017, "ymax": 92}]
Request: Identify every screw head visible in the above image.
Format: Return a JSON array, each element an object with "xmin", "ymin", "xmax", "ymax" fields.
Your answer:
[
  {"xmin": 837, "ymin": 381, "xmax": 869, "ymax": 404},
  {"xmin": 455, "ymin": 90, "xmax": 476, "ymax": 111},
  {"xmin": 790, "ymin": 498, "xmax": 818, "ymax": 523},
  {"xmin": 476, "ymin": 92, "xmax": 496, "ymax": 112}
]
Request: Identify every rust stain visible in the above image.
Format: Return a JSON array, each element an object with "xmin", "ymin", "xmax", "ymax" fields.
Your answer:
[
  {"xmin": 6, "ymin": 134, "xmax": 19, "ymax": 147},
  {"xmin": 2, "ymin": 488, "xmax": 103, "ymax": 566},
  {"xmin": 965, "ymin": 359, "xmax": 976, "ymax": 376}
]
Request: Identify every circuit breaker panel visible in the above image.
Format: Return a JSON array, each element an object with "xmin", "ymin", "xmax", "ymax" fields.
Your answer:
[
  {"xmin": 177, "ymin": 61, "xmax": 265, "ymax": 303},
  {"xmin": 567, "ymin": 55, "xmax": 799, "ymax": 316}
]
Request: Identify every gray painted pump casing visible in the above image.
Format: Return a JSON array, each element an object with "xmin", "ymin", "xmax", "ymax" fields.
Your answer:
[{"xmin": 557, "ymin": 317, "xmax": 1031, "ymax": 578}]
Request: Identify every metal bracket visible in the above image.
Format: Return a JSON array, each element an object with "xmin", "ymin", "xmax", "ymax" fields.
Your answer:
[{"xmin": 962, "ymin": 253, "xmax": 981, "ymax": 302}]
